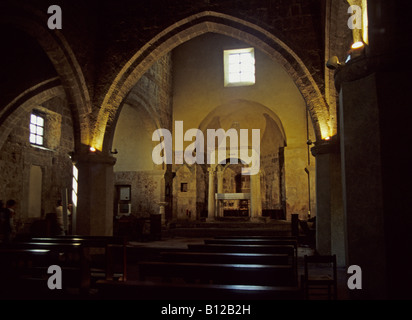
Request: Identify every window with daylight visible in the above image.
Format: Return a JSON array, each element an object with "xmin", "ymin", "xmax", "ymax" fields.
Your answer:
[
  {"xmin": 29, "ymin": 112, "xmax": 45, "ymax": 146},
  {"xmin": 181, "ymin": 183, "xmax": 188, "ymax": 192},
  {"xmin": 224, "ymin": 48, "xmax": 255, "ymax": 87}
]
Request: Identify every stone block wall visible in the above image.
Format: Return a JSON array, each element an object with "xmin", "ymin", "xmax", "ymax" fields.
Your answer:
[
  {"xmin": 173, "ymin": 165, "xmax": 197, "ymax": 221},
  {"xmin": 172, "ymin": 164, "xmax": 206, "ymax": 221},
  {"xmin": 113, "ymin": 52, "xmax": 174, "ymax": 218},
  {"xmin": 0, "ymin": 93, "xmax": 74, "ymax": 231},
  {"xmin": 114, "ymin": 171, "xmax": 163, "ymax": 217},
  {"xmin": 126, "ymin": 53, "xmax": 173, "ymax": 130}
]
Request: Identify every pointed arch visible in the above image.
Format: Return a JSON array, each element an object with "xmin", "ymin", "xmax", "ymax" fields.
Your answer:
[
  {"xmin": 94, "ymin": 11, "xmax": 331, "ymax": 153},
  {"xmin": 0, "ymin": 1, "xmax": 92, "ymax": 151},
  {"xmin": 0, "ymin": 79, "xmax": 65, "ymax": 150}
]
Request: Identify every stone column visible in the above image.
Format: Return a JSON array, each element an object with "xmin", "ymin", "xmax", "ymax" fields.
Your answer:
[
  {"xmin": 73, "ymin": 151, "xmax": 116, "ymax": 236},
  {"xmin": 216, "ymin": 168, "xmax": 224, "ymax": 218},
  {"xmin": 250, "ymin": 171, "xmax": 261, "ymax": 220},
  {"xmin": 158, "ymin": 202, "xmax": 167, "ymax": 226},
  {"xmin": 333, "ymin": 1, "xmax": 412, "ymax": 295},
  {"xmin": 309, "ymin": 0, "xmax": 412, "ymax": 299},
  {"xmin": 207, "ymin": 167, "xmax": 215, "ymax": 221},
  {"xmin": 337, "ymin": 73, "xmax": 387, "ymax": 299},
  {"xmin": 163, "ymin": 167, "xmax": 175, "ymax": 223},
  {"xmin": 217, "ymin": 167, "xmax": 224, "ymax": 194},
  {"xmin": 311, "ymin": 139, "xmax": 345, "ymax": 267}
]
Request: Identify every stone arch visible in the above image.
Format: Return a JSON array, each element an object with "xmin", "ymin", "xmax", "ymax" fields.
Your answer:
[
  {"xmin": 199, "ymin": 99, "xmax": 287, "ymax": 146},
  {"xmin": 96, "ymin": 11, "xmax": 331, "ymax": 153},
  {"xmin": 0, "ymin": 2, "xmax": 91, "ymax": 150},
  {"xmin": 222, "ymin": 161, "xmax": 249, "ymax": 194},
  {"xmin": 0, "ymin": 79, "xmax": 65, "ymax": 150},
  {"xmin": 111, "ymin": 96, "xmax": 162, "ymax": 172},
  {"xmin": 209, "ymin": 148, "xmax": 260, "ymax": 176},
  {"xmin": 109, "ymin": 91, "xmax": 162, "ymax": 160}
]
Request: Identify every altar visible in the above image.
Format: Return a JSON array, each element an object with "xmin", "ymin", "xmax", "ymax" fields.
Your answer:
[{"xmin": 215, "ymin": 193, "xmax": 251, "ymax": 219}]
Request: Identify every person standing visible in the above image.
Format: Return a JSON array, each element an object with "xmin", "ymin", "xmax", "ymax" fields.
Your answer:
[
  {"xmin": 0, "ymin": 200, "xmax": 5, "ymax": 242},
  {"xmin": 55, "ymin": 200, "xmax": 65, "ymax": 236},
  {"xmin": 55, "ymin": 200, "xmax": 71, "ymax": 235},
  {"xmin": 2, "ymin": 200, "xmax": 17, "ymax": 243}
]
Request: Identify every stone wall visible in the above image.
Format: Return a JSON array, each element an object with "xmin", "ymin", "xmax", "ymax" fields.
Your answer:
[
  {"xmin": 172, "ymin": 164, "xmax": 206, "ymax": 221},
  {"xmin": 0, "ymin": 94, "xmax": 74, "ymax": 231},
  {"xmin": 113, "ymin": 53, "xmax": 173, "ymax": 171},
  {"xmin": 114, "ymin": 171, "xmax": 163, "ymax": 217},
  {"xmin": 113, "ymin": 53, "xmax": 174, "ymax": 218},
  {"xmin": 54, "ymin": 0, "xmax": 325, "ymax": 112},
  {"xmin": 172, "ymin": 33, "xmax": 316, "ymax": 220},
  {"xmin": 173, "ymin": 165, "xmax": 197, "ymax": 221}
]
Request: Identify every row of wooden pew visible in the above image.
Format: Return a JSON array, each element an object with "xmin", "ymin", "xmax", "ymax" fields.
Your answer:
[
  {"xmin": 96, "ymin": 235, "xmax": 304, "ymax": 300},
  {"xmin": 0, "ymin": 235, "xmax": 127, "ymax": 299},
  {"xmin": 1, "ymin": 235, "xmax": 336, "ymax": 300}
]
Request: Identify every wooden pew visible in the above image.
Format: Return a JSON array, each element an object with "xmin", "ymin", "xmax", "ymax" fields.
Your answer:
[
  {"xmin": 0, "ymin": 248, "xmax": 54, "ymax": 278},
  {"xmin": 204, "ymin": 238, "xmax": 298, "ymax": 264},
  {"xmin": 96, "ymin": 238, "xmax": 302, "ymax": 300},
  {"xmin": 189, "ymin": 243, "xmax": 298, "ymax": 283},
  {"xmin": 0, "ymin": 247, "xmax": 53, "ymax": 263},
  {"xmin": 95, "ymin": 280, "xmax": 303, "ymax": 300},
  {"xmin": 0, "ymin": 247, "xmax": 64, "ymax": 299},
  {"xmin": 6, "ymin": 241, "xmax": 93, "ymax": 293},
  {"xmin": 160, "ymin": 251, "xmax": 290, "ymax": 265},
  {"xmin": 188, "ymin": 244, "xmax": 295, "ymax": 255},
  {"xmin": 29, "ymin": 236, "xmax": 128, "ymax": 281},
  {"xmin": 138, "ymin": 261, "xmax": 295, "ymax": 286},
  {"xmin": 214, "ymin": 235, "xmax": 298, "ymax": 240},
  {"xmin": 31, "ymin": 235, "xmax": 126, "ymax": 246},
  {"xmin": 0, "ymin": 242, "xmax": 89, "ymax": 297},
  {"xmin": 1, "ymin": 235, "xmax": 127, "ymax": 298},
  {"xmin": 205, "ymin": 238, "xmax": 298, "ymax": 246}
]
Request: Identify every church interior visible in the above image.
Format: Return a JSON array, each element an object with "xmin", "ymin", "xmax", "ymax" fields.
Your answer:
[{"xmin": 1, "ymin": 0, "xmax": 411, "ymax": 301}]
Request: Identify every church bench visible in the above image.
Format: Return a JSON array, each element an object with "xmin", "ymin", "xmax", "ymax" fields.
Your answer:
[
  {"xmin": 29, "ymin": 236, "xmax": 128, "ymax": 281},
  {"xmin": 0, "ymin": 248, "xmax": 54, "ymax": 278},
  {"xmin": 0, "ymin": 247, "xmax": 53, "ymax": 261},
  {"xmin": 204, "ymin": 239, "xmax": 298, "ymax": 266},
  {"xmin": 205, "ymin": 238, "xmax": 298, "ymax": 246},
  {"xmin": 138, "ymin": 261, "xmax": 296, "ymax": 286},
  {"xmin": 160, "ymin": 251, "xmax": 290, "ymax": 265},
  {"xmin": 4, "ymin": 241, "xmax": 86, "ymax": 253},
  {"xmin": 31, "ymin": 235, "xmax": 127, "ymax": 246},
  {"xmin": 3, "ymin": 241, "xmax": 91, "ymax": 292},
  {"xmin": 188, "ymin": 243, "xmax": 298, "ymax": 281},
  {"xmin": 188, "ymin": 243, "xmax": 295, "ymax": 255},
  {"xmin": 95, "ymin": 279, "xmax": 303, "ymax": 300},
  {"xmin": 214, "ymin": 235, "xmax": 298, "ymax": 240},
  {"xmin": 0, "ymin": 248, "xmax": 56, "ymax": 299}
]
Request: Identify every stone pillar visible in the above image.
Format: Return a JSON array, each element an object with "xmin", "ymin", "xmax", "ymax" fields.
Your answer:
[
  {"xmin": 311, "ymin": 139, "xmax": 345, "ymax": 267},
  {"xmin": 164, "ymin": 167, "xmax": 175, "ymax": 223},
  {"xmin": 332, "ymin": 1, "xmax": 412, "ymax": 295},
  {"xmin": 73, "ymin": 151, "xmax": 116, "ymax": 236},
  {"xmin": 216, "ymin": 168, "xmax": 224, "ymax": 219},
  {"xmin": 250, "ymin": 171, "xmax": 262, "ymax": 220},
  {"xmin": 337, "ymin": 73, "xmax": 387, "ymax": 299},
  {"xmin": 207, "ymin": 167, "xmax": 215, "ymax": 221},
  {"xmin": 217, "ymin": 167, "xmax": 224, "ymax": 194},
  {"xmin": 158, "ymin": 202, "xmax": 168, "ymax": 226}
]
